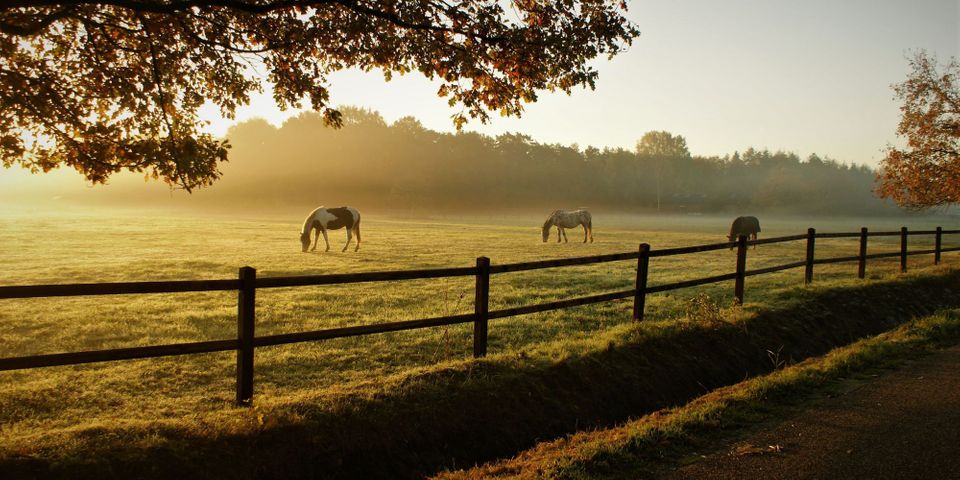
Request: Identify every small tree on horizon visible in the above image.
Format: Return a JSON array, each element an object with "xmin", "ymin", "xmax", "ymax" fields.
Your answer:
[{"xmin": 635, "ymin": 130, "xmax": 690, "ymax": 211}]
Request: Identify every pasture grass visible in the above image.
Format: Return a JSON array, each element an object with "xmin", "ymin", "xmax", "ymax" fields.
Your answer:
[{"xmin": 0, "ymin": 208, "xmax": 956, "ymax": 473}]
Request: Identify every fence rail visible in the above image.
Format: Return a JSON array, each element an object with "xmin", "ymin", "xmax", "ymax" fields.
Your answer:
[
  {"xmin": 1, "ymin": 225, "xmax": 956, "ymax": 405},
  {"xmin": 0, "ymin": 279, "xmax": 240, "ymax": 299},
  {"xmin": 255, "ymin": 266, "xmax": 478, "ymax": 289}
]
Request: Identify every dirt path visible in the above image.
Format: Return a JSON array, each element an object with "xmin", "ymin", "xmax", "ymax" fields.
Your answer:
[{"xmin": 661, "ymin": 345, "xmax": 960, "ymax": 480}]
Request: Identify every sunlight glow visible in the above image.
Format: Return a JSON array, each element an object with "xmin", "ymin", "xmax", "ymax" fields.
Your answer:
[{"xmin": 198, "ymin": 0, "xmax": 959, "ymax": 167}]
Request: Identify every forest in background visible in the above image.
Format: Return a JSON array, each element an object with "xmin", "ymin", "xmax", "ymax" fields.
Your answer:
[
  {"xmin": 213, "ymin": 107, "xmax": 895, "ymax": 215},
  {"xmin": 3, "ymin": 107, "xmax": 903, "ymax": 216}
]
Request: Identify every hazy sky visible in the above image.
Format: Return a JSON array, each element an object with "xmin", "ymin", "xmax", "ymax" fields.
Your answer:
[{"xmin": 200, "ymin": 0, "xmax": 959, "ymax": 167}]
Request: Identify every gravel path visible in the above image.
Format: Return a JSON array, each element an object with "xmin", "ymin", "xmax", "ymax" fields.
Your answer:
[{"xmin": 661, "ymin": 345, "xmax": 960, "ymax": 480}]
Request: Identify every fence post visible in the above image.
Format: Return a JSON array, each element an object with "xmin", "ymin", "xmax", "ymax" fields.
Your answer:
[
  {"xmin": 900, "ymin": 227, "xmax": 908, "ymax": 273},
  {"xmin": 858, "ymin": 227, "xmax": 868, "ymax": 279},
  {"xmin": 236, "ymin": 266, "xmax": 256, "ymax": 406},
  {"xmin": 473, "ymin": 256, "xmax": 490, "ymax": 358},
  {"xmin": 734, "ymin": 235, "xmax": 747, "ymax": 305},
  {"xmin": 633, "ymin": 243, "xmax": 650, "ymax": 321},
  {"xmin": 804, "ymin": 228, "xmax": 816, "ymax": 285},
  {"xmin": 936, "ymin": 226, "xmax": 942, "ymax": 265}
]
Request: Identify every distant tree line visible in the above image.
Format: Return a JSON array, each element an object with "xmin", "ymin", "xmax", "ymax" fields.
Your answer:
[{"xmin": 207, "ymin": 107, "xmax": 897, "ymax": 215}]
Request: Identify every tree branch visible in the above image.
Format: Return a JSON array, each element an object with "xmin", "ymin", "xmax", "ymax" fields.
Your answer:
[
  {"xmin": 135, "ymin": 12, "xmax": 188, "ymax": 189},
  {"xmin": 2, "ymin": 0, "xmax": 513, "ymax": 44},
  {"xmin": 3, "ymin": 0, "xmax": 309, "ymax": 15},
  {"xmin": 0, "ymin": 7, "xmax": 74, "ymax": 35}
]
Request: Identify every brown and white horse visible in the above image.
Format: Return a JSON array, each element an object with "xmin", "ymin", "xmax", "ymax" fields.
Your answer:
[
  {"xmin": 300, "ymin": 206, "xmax": 362, "ymax": 252},
  {"xmin": 542, "ymin": 209, "xmax": 593, "ymax": 243}
]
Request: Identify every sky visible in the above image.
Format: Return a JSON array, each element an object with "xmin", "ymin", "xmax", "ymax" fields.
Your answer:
[{"xmin": 200, "ymin": 0, "xmax": 960, "ymax": 168}]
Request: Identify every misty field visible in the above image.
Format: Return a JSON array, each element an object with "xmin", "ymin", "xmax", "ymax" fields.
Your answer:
[{"xmin": 0, "ymin": 209, "xmax": 954, "ymax": 456}]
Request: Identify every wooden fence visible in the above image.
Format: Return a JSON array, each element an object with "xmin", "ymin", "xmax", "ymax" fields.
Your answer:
[{"xmin": 1, "ymin": 226, "xmax": 958, "ymax": 405}]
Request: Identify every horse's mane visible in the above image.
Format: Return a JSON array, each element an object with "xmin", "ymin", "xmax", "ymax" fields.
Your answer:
[
  {"xmin": 301, "ymin": 206, "xmax": 324, "ymax": 235},
  {"xmin": 543, "ymin": 210, "xmax": 560, "ymax": 230}
]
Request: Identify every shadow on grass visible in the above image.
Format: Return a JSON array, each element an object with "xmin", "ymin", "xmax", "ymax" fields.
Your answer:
[{"xmin": 6, "ymin": 270, "xmax": 960, "ymax": 480}]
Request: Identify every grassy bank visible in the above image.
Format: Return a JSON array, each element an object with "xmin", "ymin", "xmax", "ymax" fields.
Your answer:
[{"xmin": 435, "ymin": 307, "xmax": 960, "ymax": 480}]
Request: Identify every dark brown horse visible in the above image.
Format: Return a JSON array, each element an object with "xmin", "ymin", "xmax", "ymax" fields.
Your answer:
[{"xmin": 728, "ymin": 216, "xmax": 760, "ymax": 249}]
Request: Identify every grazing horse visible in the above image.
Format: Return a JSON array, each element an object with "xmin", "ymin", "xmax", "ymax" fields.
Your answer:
[
  {"xmin": 300, "ymin": 206, "xmax": 362, "ymax": 252},
  {"xmin": 728, "ymin": 215, "xmax": 760, "ymax": 249},
  {"xmin": 542, "ymin": 209, "xmax": 593, "ymax": 243}
]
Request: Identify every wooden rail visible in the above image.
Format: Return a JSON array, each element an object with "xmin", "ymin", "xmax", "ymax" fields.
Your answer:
[
  {"xmin": 0, "ymin": 279, "xmax": 239, "ymax": 299},
  {"xmin": 1, "ymin": 225, "xmax": 956, "ymax": 405}
]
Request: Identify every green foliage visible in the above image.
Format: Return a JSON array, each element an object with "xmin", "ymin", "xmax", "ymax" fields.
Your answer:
[
  {"xmin": 683, "ymin": 293, "xmax": 726, "ymax": 326},
  {"xmin": 635, "ymin": 130, "xmax": 690, "ymax": 158}
]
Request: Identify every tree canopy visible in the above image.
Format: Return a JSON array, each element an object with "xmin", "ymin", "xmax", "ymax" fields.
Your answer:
[
  {"xmin": 877, "ymin": 50, "xmax": 960, "ymax": 209},
  {"xmin": 0, "ymin": 1, "xmax": 639, "ymax": 191},
  {"xmin": 635, "ymin": 130, "xmax": 689, "ymax": 158}
]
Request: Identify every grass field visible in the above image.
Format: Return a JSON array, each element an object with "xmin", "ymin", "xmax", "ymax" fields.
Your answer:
[{"xmin": 0, "ymin": 207, "xmax": 955, "ymax": 464}]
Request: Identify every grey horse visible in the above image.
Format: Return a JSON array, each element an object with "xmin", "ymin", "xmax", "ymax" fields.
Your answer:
[{"xmin": 542, "ymin": 209, "xmax": 593, "ymax": 243}]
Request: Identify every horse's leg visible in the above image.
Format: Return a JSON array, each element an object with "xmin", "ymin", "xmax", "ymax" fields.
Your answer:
[
  {"xmin": 582, "ymin": 224, "xmax": 588, "ymax": 243},
  {"xmin": 342, "ymin": 229, "xmax": 352, "ymax": 252},
  {"xmin": 311, "ymin": 229, "xmax": 319, "ymax": 251},
  {"xmin": 321, "ymin": 229, "xmax": 330, "ymax": 252},
  {"xmin": 557, "ymin": 227, "xmax": 562, "ymax": 243},
  {"xmin": 562, "ymin": 228, "xmax": 568, "ymax": 243},
  {"xmin": 354, "ymin": 222, "xmax": 361, "ymax": 252}
]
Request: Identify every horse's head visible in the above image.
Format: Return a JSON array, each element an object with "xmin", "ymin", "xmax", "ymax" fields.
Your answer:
[
  {"xmin": 541, "ymin": 212, "xmax": 559, "ymax": 243},
  {"xmin": 300, "ymin": 230, "xmax": 311, "ymax": 252},
  {"xmin": 542, "ymin": 211, "xmax": 560, "ymax": 242}
]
